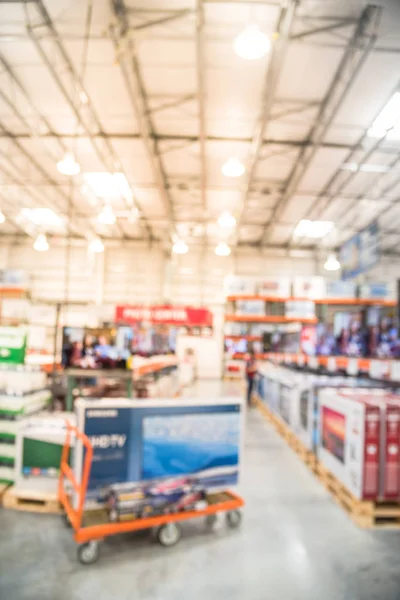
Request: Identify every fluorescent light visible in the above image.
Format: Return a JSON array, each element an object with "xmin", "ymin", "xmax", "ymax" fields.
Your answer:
[
  {"xmin": 234, "ymin": 25, "xmax": 271, "ymax": 60},
  {"xmin": 79, "ymin": 90, "xmax": 88, "ymax": 104},
  {"xmin": 84, "ymin": 172, "xmax": 132, "ymax": 201},
  {"xmin": 97, "ymin": 205, "xmax": 116, "ymax": 225},
  {"xmin": 57, "ymin": 152, "xmax": 80, "ymax": 176},
  {"xmin": 33, "ymin": 234, "xmax": 49, "ymax": 252},
  {"xmin": 21, "ymin": 208, "xmax": 62, "ymax": 227},
  {"xmin": 0, "ymin": 210, "xmax": 5, "ymax": 224},
  {"xmin": 221, "ymin": 157, "xmax": 245, "ymax": 178},
  {"xmin": 215, "ymin": 242, "xmax": 231, "ymax": 256},
  {"xmin": 294, "ymin": 219, "xmax": 334, "ymax": 238},
  {"xmin": 172, "ymin": 240, "xmax": 188, "ymax": 255},
  {"xmin": 341, "ymin": 162, "xmax": 390, "ymax": 173},
  {"xmin": 368, "ymin": 92, "xmax": 400, "ymax": 140},
  {"xmin": 89, "ymin": 237, "xmax": 104, "ymax": 253},
  {"xmin": 218, "ymin": 212, "xmax": 236, "ymax": 228},
  {"xmin": 324, "ymin": 253, "xmax": 340, "ymax": 271}
]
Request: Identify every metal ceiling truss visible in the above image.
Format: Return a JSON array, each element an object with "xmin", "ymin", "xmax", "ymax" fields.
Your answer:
[
  {"xmin": 0, "ymin": 54, "xmax": 99, "ymax": 238},
  {"xmin": 290, "ymin": 16, "xmax": 358, "ymax": 41},
  {"xmin": 109, "ymin": 0, "xmax": 177, "ymax": 239},
  {"xmin": 24, "ymin": 0, "xmax": 154, "ymax": 240},
  {"xmin": 196, "ymin": 0, "xmax": 207, "ymax": 215},
  {"xmin": 260, "ymin": 3, "xmax": 382, "ymax": 247},
  {"xmin": 290, "ymin": 82, "xmax": 400, "ymax": 250},
  {"xmin": 235, "ymin": 0, "xmax": 298, "ymax": 241}
]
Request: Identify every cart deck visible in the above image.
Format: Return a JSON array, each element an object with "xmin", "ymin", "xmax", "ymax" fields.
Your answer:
[{"xmin": 59, "ymin": 421, "xmax": 244, "ymax": 564}]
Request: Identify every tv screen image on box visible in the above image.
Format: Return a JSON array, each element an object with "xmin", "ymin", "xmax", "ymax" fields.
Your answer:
[{"xmin": 321, "ymin": 406, "xmax": 346, "ymax": 463}]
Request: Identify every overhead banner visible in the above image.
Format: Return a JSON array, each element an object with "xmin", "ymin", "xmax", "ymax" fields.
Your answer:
[
  {"xmin": 115, "ymin": 305, "xmax": 213, "ymax": 327},
  {"xmin": 340, "ymin": 221, "xmax": 379, "ymax": 280}
]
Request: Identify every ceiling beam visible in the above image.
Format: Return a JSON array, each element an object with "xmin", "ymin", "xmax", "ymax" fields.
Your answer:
[
  {"xmin": 109, "ymin": 0, "xmax": 177, "ymax": 238},
  {"xmin": 260, "ymin": 4, "xmax": 382, "ymax": 246},
  {"xmin": 236, "ymin": 0, "xmax": 298, "ymax": 240},
  {"xmin": 196, "ymin": 0, "xmax": 207, "ymax": 214},
  {"xmin": 25, "ymin": 0, "xmax": 153, "ymax": 241}
]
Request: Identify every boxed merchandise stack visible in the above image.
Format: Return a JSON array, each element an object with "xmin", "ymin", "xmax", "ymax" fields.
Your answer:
[
  {"xmin": 318, "ymin": 388, "xmax": 400, "ymax": 501},
  {"xmin": 255, "ymin": 361, "xmax": 392, "ymax": 456},
  {"xmin": 0, "ymin": 365, "xmax": 51, "ymax": 484}
]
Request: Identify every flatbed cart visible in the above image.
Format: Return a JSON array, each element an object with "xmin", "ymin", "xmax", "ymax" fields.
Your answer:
[{"xmin": 59, "ymin": 421, "xmax": 245, "ymax": 565}]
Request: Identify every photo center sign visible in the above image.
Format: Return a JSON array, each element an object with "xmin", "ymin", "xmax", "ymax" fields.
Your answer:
[{"xmin": 115, "ymin": 305, "xmax": 213, "ymax": 327}]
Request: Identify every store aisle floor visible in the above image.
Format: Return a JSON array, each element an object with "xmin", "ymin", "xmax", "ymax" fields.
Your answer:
[{"xmin": 1, "ymin": 388, "xmax": 400, "ymax": 599}]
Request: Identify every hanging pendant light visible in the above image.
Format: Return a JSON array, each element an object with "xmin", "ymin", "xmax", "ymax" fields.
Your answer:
[
  {"xmin": 172, "ymin": 240, "xmax": 189, "ymax": 255},
  {"xmin": 97, "ymin": 205, "xmax": 116, "ymax": 225},
  {"xmin": 234, "ymin": 25, "xmax": 271, "ymax": 60},
  {"xmin": 221, "ymin": 157, "xmax": 245, "ymax": 178},
  {"xmin": 218, "ymin": 212, "xmax": 236, "ymax": 228},
  {"xmin": 33, "ymin": 234, "xmax": 49, "ymax": 252},
  {"xmin": 57, "ymin": 152, "xmax": 80, "ymax": 176},
  {"xmin": 89, "ymin": 237, "xmax": 104, "ymax": 253},
  {"xmin": 324, "ymin": 253, "xmax": 341, "ymax": 271},
  {"xmin": 215, "ymin": 242, "xmax": 231, "ymax": 256}
]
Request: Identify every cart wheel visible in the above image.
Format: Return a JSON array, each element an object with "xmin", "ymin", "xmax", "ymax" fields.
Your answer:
[
  {"xmin": 62, "ymin": 513, "xmax": 72, "ymax": 528},
  {"xmin": 226, "ymin": 510, "xmax": 242, "ymax": 529},
  {"xmin": 205, "ymin": 513, "xmax": 218, "ymax": 527},
  {"xmin": 77, "ymin": 541, "xmax": 100, "ymax": 565},
  {"xmin": 157, "ymin": 523, "xmax": 181, "ymax": 547}
]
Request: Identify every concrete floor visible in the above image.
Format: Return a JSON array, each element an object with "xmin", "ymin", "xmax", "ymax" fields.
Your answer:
[{"xmin": 1, "ymin": 384, "xmax": 400, "ymax": 599}]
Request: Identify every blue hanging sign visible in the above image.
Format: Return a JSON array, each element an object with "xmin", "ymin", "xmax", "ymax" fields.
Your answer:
[{"xmin": 340, "ymin": 221, "xmax": 379, "ymax": 280}]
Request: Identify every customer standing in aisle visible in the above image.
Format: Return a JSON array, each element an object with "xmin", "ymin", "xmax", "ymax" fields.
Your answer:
[{"xmin": 245, "ymin": 351, "xmax": 257, "ymax": 407}]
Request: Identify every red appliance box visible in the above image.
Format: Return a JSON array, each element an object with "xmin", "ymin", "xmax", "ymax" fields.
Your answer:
[
  {"xmin": 338, "ymin": 389, "xmax": 400, "ymax": 500},
  {"xmin": 318, "ymin": 388, "xmax": 381, "ymax": 500}
]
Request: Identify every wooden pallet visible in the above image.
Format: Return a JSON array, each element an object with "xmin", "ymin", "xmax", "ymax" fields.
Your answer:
[
  {"xmin": 255, "ymin": 398, "xmax": 317, "ymax": 470},
  {"xmin": 2, "ymin": 485, "xmax": 62, "ymax": 514},
  {"xmin": 255, "ymin": 398, "xmax": 400, "ymax": 528},
  {"xmin": 315, "ymin": 463, "xmax": 400, "ymax": 529},
  {"xmin": 0, "ymin": 482, "xmax": 10, "ymax": 506}
]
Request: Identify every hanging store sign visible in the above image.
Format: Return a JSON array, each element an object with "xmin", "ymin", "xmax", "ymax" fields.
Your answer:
[
  {"xmin": 340, "ymin": 221, "xmax": 379, "ymax": 280},
  {"xmin": 115, "ymin": 305, "xmax": 213, "ymax": 327}
]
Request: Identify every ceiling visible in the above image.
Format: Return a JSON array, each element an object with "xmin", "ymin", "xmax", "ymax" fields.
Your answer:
[{"xmin": 0, "ymin": 0, "xmax": 400, "ymax": 256}]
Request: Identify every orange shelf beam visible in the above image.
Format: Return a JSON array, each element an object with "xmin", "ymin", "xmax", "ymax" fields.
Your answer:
[
  {"xmin": 226, "ymin": 295, "xmax": 396, "ymax": 307},
  {"xmin": 225, "ymin": 314, "xmax": 317, "ymax": 324}
]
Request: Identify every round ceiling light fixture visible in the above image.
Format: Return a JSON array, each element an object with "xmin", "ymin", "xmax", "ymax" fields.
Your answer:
[
  {"xmin": 218, "ymin": 212, "xmax": 236, "ymax": 228},
  {"xmin": 97, "ymin": 205, "xmax": 116, "ymax": 225},
  {"xmin": 324, "ymin": 253, "xmax": 341, "ymax": 271},
  {"xmin": 56, "ymin": 152, "xmax": 80, "ymax": 176},
  {"xmin": 172, "ymin": 240, "xmax": 189, "ymax": 255},
  {"xmin": 89, "ymin": 237, "xmax": 104, "ymax": 253},
  {"xmin": 33, "ymin": 233, "xmax": 49, "ymax": 252},
  {"xmin": 234, "ymin": 25, "xmax": 271, "ymax": 60},
  {"xmin": 221, "ymin": 157, "xmax": 245, "ymax": 178},
  {"xmin": 215, "ymin": 242, "xmax": 231, "ymax": 257}
]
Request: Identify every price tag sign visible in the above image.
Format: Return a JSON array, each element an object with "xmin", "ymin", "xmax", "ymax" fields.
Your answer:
[
  {"xmin": 346, "ymin": 358, "xmax": 358, "ymax": 376},
  {"xmin": 390, "ymin": 361, "xmax": 400, "ymax": 382},
  {"xmin": 308, "ymin": 356, "xmax": 319, "ymax": 370},
  {"xmin": 327, "ymin": 357, "xmax": 336, "ymax": 372}
]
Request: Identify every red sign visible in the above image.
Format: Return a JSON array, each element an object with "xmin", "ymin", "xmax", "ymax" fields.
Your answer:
[{"xmin": 115, "ymin": 305, "xmax": 213, "ymax": 327}]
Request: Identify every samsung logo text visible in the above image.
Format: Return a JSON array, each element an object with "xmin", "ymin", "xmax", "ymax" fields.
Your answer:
[{"xmin": 87, "ymin": 410, "xmax": 118, "ymax": 418}]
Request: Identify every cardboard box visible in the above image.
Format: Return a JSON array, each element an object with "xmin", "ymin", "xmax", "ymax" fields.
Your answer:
[
  {"xmin": 74, "ymin": 396, "xmax": 244, "ymax": 504},
  {"xmin": 318, "ymin": 389, "xmax": 381, "ymax": 500}
]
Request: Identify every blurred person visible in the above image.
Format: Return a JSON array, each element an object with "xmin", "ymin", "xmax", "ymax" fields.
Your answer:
[{"xmin": 245, "ymin": 351, "xmax": 257, "ymax": 407}]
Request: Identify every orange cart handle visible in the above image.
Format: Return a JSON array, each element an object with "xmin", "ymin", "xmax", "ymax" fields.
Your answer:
[{"xmin": 58, "ymin": 420, "xmax": 93, "ymax": 531}]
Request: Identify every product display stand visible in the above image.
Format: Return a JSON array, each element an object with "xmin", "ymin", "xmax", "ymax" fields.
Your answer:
[
  {"xmin": 65, "ymin": 369, "xmax": 134, "ymax": 411},
  {"xmin": 0, "ymin": 365, "xmax": 51, "ymax": 485},
  {"xmin": 59, "ymin": 421, "xmax": 244, "ymax": 565}
]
